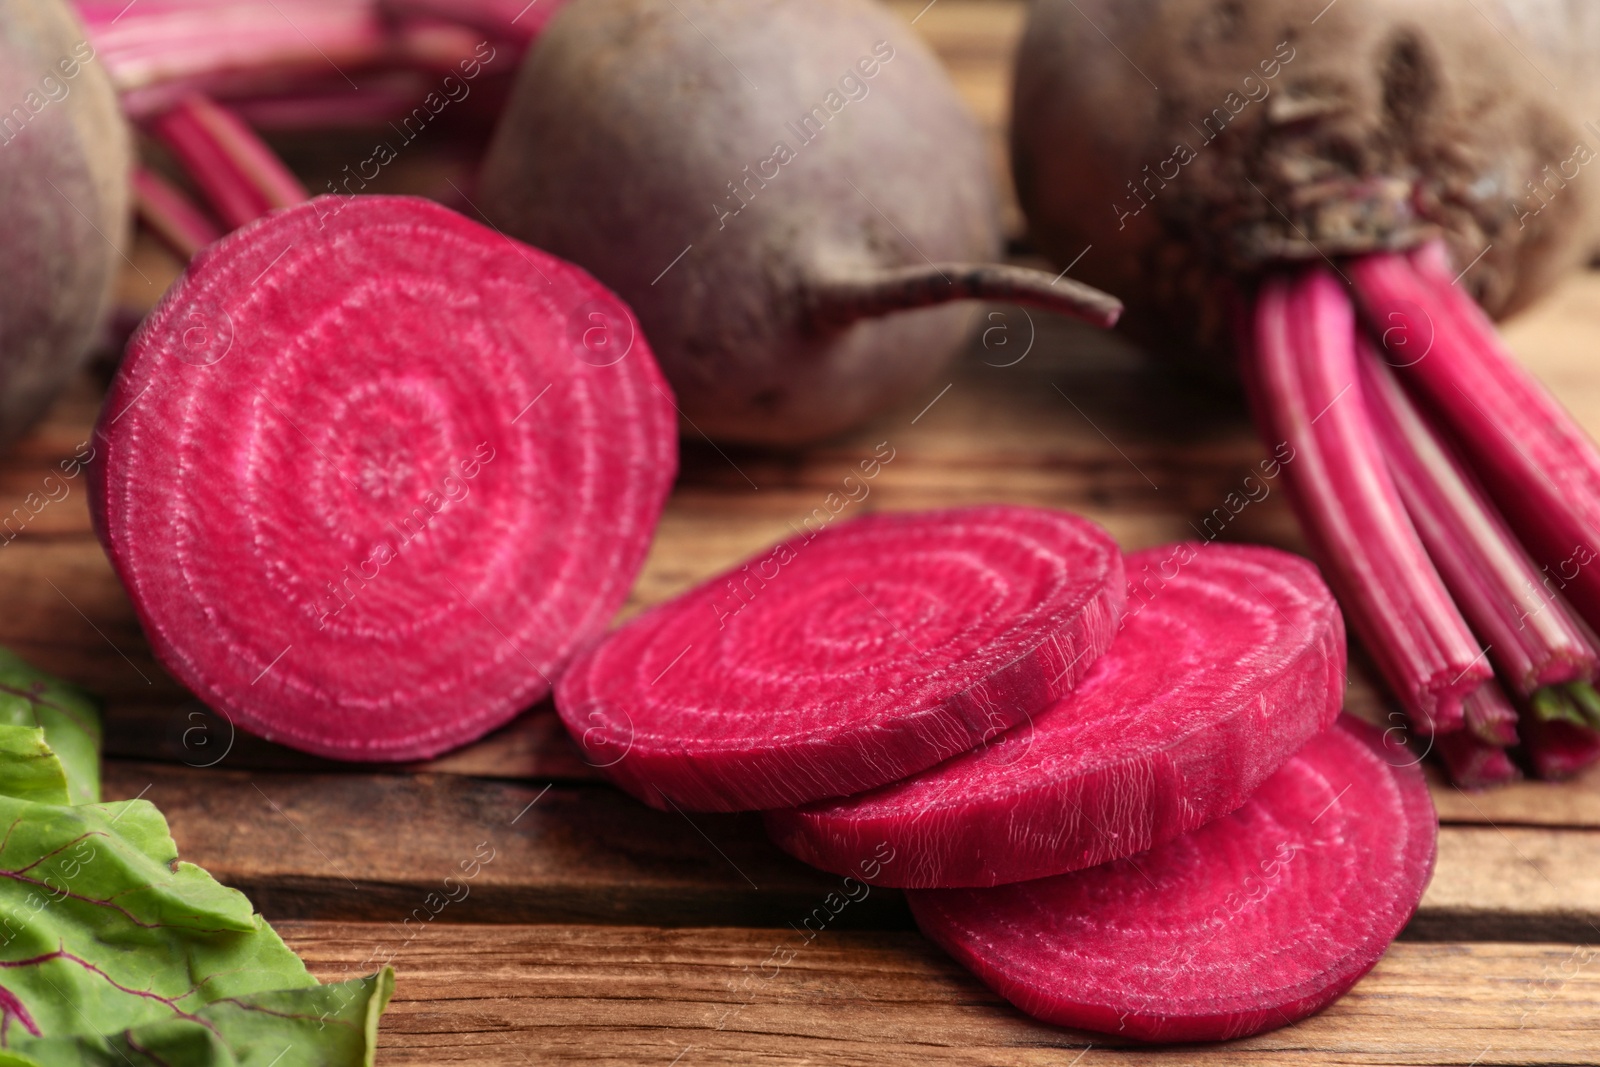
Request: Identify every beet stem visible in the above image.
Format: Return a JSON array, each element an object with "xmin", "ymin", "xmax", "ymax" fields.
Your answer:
[
  {"xmin": 1462, "ymin": 681, "xmax": 1520, "ymax": 747},
  {"xmin": 79, "ymin": 0, "xmax": 394, "ymax": 106},
  {"xmin": 148, "ymin": 95, "xmax": 308, "ymax": 230},
  {"xmin": 806, "ymin": 263, "xmax": 1123, "ymax": 331},
  {"xmin": 1358, "ymin": 342, "xmax": 1600, "ymax": 697},
  {"xmin": 78, "ymin": 0, "xmax": 523, "ymax": 121},
  {"xmin": 1435, "ymin": 710, "xmax": 1522, "ymax": 789},
  {"xmin": 1519, "ymin": 710, "xmax": 1600, "ymax": 780},
  {"xmin": 132, "ymin": 166, "xmax": 224, "ymax": 259},
  {"xmin": 1569, "ymin": 680, "xmax": 1600, "ymax": 729},
  {"xmin": 1349, "ymin": 248, "xmax": 1600, "ymax": 642},
  {"xmin": 381, "ymin": 0, "xmax": 556, "ymax": 46},
  {"xmin": 1248, "ymin": 267, "xmax": 1486, "ymax": 734},
  {"xmin": 1534, "ymin": 686, "xmax": 1589, "ymax": 728}
]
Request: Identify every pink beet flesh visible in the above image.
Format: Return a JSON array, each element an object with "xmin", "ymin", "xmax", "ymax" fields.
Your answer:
[
  {"xmin": 555, "ymin": 506, "xmax": 1126, "ymax": 811},
  {"xmin": 766, "ymin": 543, "xmax": 1345, "ymax": 887},
  {"xmin": 908, "ymin": 716, "xmax": 1438, "ymax": 1043},
  {"xmin": 91, "ymin": 195, "xmax": 677, "ymax": 761}
]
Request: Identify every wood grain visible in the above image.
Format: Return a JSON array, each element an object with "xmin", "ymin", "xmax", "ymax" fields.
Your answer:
[
  {"xmin": 100, "ymin": 761, "xmax": 1600, "ymax": 941},
  {"xmin": 101, "ymin": 762, "xmax": 912, "ymax": 930},
  {"xmin": 276, "ymin": 922, "xmax": 1600, "ymax": 1065}
]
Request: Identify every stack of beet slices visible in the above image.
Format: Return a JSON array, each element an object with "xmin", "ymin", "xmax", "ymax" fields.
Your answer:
[{"xmin": 556, "ymin": 506, "xmax": 1440, "ymax": 1042}]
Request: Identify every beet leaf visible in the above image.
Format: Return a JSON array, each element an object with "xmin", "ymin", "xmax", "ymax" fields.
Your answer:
[{"xmin": 0, "ymin": 650, "xmax": 390, "ymax": 1064}]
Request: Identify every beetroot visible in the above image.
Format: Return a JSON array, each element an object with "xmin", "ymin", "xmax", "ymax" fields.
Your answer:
[
  {"xmin": 766, "ymin": 543, "xmax": 1344, "ymax": 887},
  {"xmin": 92, "ymin": 195, "xmax": 676, "ymax": 761},
  {"xmin": 1009, "ymin": 1, "xmax": 1600, "ymax": 784},
  {"xmin": 909, "ymin": 715, "xmax": 1438, "ymax": 1043},
  {"xmin": 1, "ymin": 0, "xmax": 130, "ymax": 448},
  {"xmin": 1010, "ymin": 0, "xmax": 1600, "ymax": 359},
  {"xmin": 555, "ymin": 506, "xmax": 1125, "ymax": 811},
  {"xmin": 478, "ymin": 0, "xmax": 1121, "ymax": 446}
]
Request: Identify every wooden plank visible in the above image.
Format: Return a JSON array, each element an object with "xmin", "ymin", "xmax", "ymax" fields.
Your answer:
[
  {"xmin": 101, "ymin": 762, "xmax": 911, "ymax": 930},
  {"xmin": 277, "ymin": 922, "xmax": 1600, "ymax": 1065},
  {"xmin": 1413, "ymin": 827, "xmax": 1600, "ymax": 942},
  {"xmin": 101, "ymin": 699, "xmax": 597, "ymax": 781},
  {"xmin": 101, "ymin": 762, "xmax": 1600, "ymax": 941},
  {"xmin": 97, "ymin": 693, "xmax": 1600, "ymax": 828},
  {"xmin": 1430, "ymin": 764, "xmax": 1600, "ymax": 829}
]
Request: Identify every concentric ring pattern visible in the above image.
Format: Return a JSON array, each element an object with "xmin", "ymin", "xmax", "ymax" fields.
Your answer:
[
  {"xmin": 92, "ymin": 196, "xmax": 677, "ymax": 760},
  {"xmin": 767, "ymin": 543, "xmax": 1347, "ymax": 886},
  {"xmin": 908, "ymin": 716, "xmax": 1439, "ymax": 1042},
  {"xmin": 556, "ymin": 505, "xmax": 1125, "ymax": 810}
]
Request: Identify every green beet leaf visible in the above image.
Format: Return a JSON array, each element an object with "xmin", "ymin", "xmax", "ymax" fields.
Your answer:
[
  {"xmin": 0, "ymin": 970, "xmax": 393, "ymax": 1067},
  {"xmin": 0, "ymin": 650, "xmax": 102, "ymax": 806},
  {"xmin": 0, "ymin": 650, "xmax": 391, "ymax": 1063}
]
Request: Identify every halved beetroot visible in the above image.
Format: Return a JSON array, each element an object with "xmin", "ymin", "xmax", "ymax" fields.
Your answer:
[
  {"xmin": 908, "ymin": 715, "xmax": 1438, "ymax": 1043},
  {"xmin": 92, "ymin": 195, "xmax": 676, "ymax": 761},
  {"xmin": 555, "ymin": 506, "xmax": 1125, "ymax": 811},
  {"xmin": 766, "ymin": 543, "xmax": 1345, "ymax": 886}
]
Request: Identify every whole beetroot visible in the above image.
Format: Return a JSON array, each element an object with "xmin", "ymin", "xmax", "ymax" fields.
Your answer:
[
  {"xmin": 0, "ymin": 0, "xmax": 131, "ymax": 447},
  {"xmin": 1010, "ymin": 0, "xmax": 1600, "ymax": 786},
  {"xmin": 479, "ymin": 0, "xmax": 1119, "ymax": 446},
  {"xmin": 1012, "ymin": 0, "xmax": 1600, "ymax": 356}
]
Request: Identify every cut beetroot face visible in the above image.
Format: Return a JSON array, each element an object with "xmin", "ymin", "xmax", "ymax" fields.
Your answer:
[
  {"xmin": 908, "ymin": 715, "xmax": 1438, "ymax": 1043},
  {"xmin": 92, "ymin": 195, "xmax": 676, "ymax": 761},
  {"xmin": 555, "ymin": 506, "xmax": 1125, "ymax": 811},
  {"xmin": 766, "ymin": 543, "xmax": 1345, "ymax": 887}
]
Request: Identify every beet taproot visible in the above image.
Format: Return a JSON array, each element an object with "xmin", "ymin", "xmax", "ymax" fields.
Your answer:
[
  {"xmin": 1011, "ymin": 0, "xmax": 1600, "ymax": 358},
  {"xmin": 766, "ymin": 542, "xmax": 1345, "ymax": 887},
  {"xmin": 1, "ymin": 0, "xmax": 130, "ymax": 448},
  {"xmin": 1012, "ymin": 0, "xmax": 1600, "ymax": 783},
  {"xmin": 92, "ymin": 195, "xmax": 676, "ymax": 761},
  {"xmin": 555, "ymin": 506, "xmax": 1125, "ymax": 811},
  {"xmin": 478, "ymin": 0, "xmax": 1121, "ymax": 446},
  {"xmin": 908, "ymin": 715, "xmax": 1438, "ymax": 1042}
]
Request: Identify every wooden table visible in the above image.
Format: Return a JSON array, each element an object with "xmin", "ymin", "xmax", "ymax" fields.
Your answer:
[{"xmin": 5, "ymin": 1, "xmax": 1599, "ymax": 1061}]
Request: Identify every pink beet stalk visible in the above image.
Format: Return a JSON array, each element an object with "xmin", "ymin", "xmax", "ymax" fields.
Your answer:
[
  {"xmin": 227, "ymin": 76, "xmax": 438, "ymax": 130},
  {"xmin": 1521, "ymin": 713, "xmax": 1600, "ymax": 780},
  {"xmin": 1357, "ymin": 344, "xmax": 1600, "ymax": 699},
  {"xmin": 132, "ymin": 166, "xmax": 223, "ymax": 259},
  {"xmin": 148, "ymin": 95, "xmax": 308, "ymax": 229},
  {"xmin": 75, "ymin": 0, "xmax": 520, "ymax": 119},
  {"xmin": 382, "ymin": 0, "xmax": 567, "ymax": 46},
  {"xmin": 1434, "ymin": 725, "xmax": 1521, "ymax": 789},
  {"xmin": 1350, "ymin": 248, "xmax": 1600, "ymax": 639},
  {"xmin": 1248, "ymin": 268, "xmax": 1488, "ymax": 734},
  {"xmin": 77, "ymin": 0, "xmax": 393, "ymax": 117},
  {"xmin": 1463, "ymin": 682, "xmax": 1520, "ymax": 747}
]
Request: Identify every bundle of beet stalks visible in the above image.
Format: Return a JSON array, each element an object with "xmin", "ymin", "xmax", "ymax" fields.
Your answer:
[
  {"xmin": 557, "ymin": 505, "xmax": 1439, "ymax": 1041},
  {"xmin": 1249, "ymin": 248, "xmax": 1600, "ymax": 787},
  {"xmin": 68, "ymin": 0, "xmax": 565, "ymax": 261}
]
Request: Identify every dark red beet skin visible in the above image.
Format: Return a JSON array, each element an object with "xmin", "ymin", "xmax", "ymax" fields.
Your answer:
[
  {"xmin": 909, "ymin": 716, "xmax": 1438, "ymax": 1043},
  {"xmin": 92, "ymin": 195, "xmax": 677, "ymax": 761},
  {"xmin": 555, "ymin": 506, "xmax": 1125, "ymax": 811},
  {"xmin": 1, "ymin": 0, "xmax": 130, "ymax": 449},
  {"xmin": 766, "ymin": 543, "xmax": 1345, "ymax": 887}
]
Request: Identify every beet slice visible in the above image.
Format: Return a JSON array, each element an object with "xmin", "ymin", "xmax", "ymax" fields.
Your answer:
[
  {"xmin": 555, "ymin": 506, "xmax": 1125, "ymax": 811},
  {"xmin": 92, "ymin": 195, "xmax": 676, "ymax": 761},
  {"xmin": 908, "ymin": 715, "xmax": 1438, "ymax": 1043},
  {"xmin": 766, "ymin": 543, "xmax": 1345, "ymax": 886}
]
